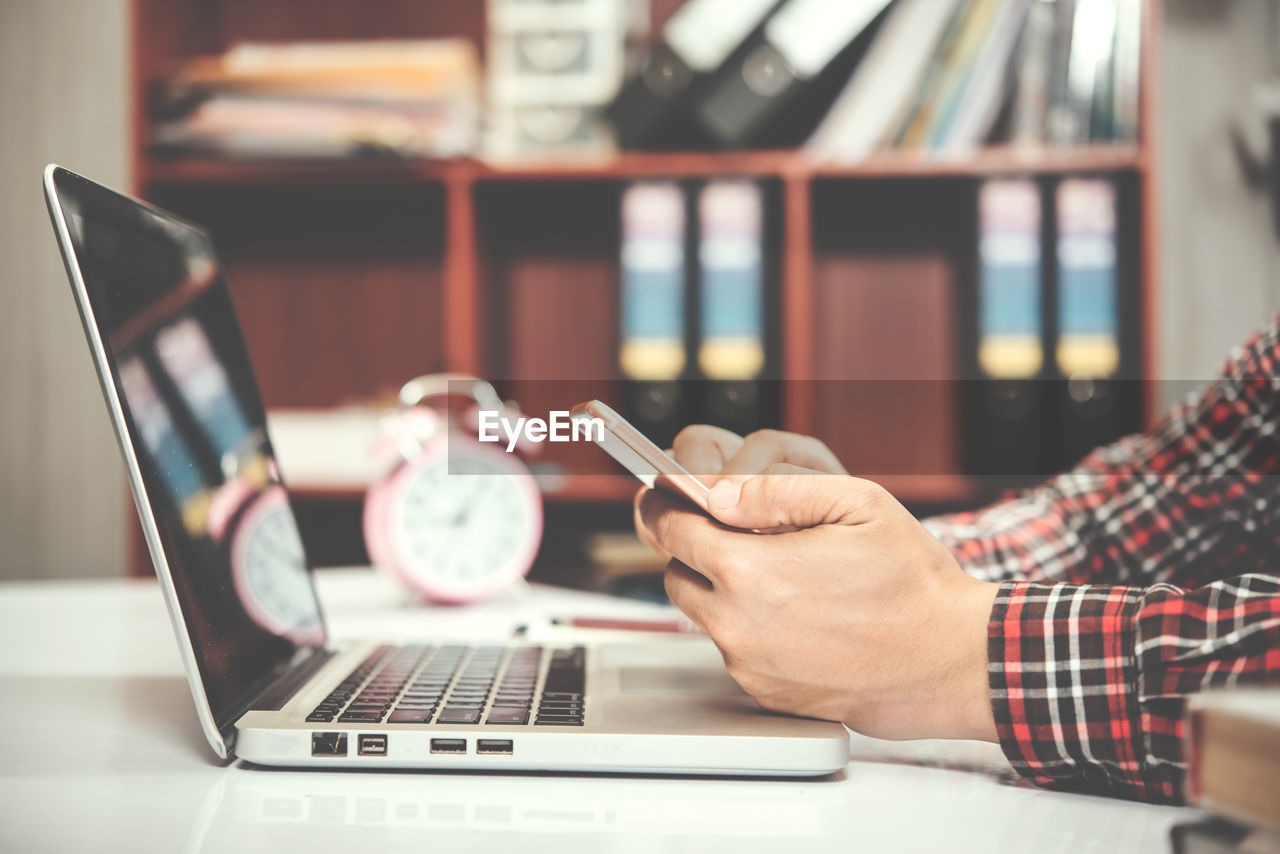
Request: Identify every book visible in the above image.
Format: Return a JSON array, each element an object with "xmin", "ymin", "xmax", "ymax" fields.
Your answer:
[
  {"xmin": 1170, "ymin": 819, "xmax": 1280, "ymax": 854},
  {"xmin": 804, "ymin": 0, "xmax": 966, "ymax": 162},
  {"xmin": 160, "ymin": 39, "xmax": 481, "ymax": 101},
  {"xmin": 1008, "ymin": 0, "xmax": 1057, "ymax": 147},
  {"xmin": 695, "ymin": 180, "xmax": 770, "ymax": 436},
  {"xmin": 152, "ymin": 93, "xmax": 476, "ymax": 159},
  {"xmin": 1043, "ymin": 0, "xmax": 1079, "ymax": 144},
  {"xmin": 619, "ymin": 182, "xmax": 689, "ymax": 447},
  {"xmin": 1190, "ymin": 689, "xmax": 1280, "ymax": 831},
  {"xmin": 1111, "ymin": 0, "xmax": 1143, "ymax": 141},
  {"xmin": 896, "ymin": 0, "xmax": 1002, "ymax": 150},
  {"xmin": 152, "ymin": 39, "xmax": 480, "ymax": 159},
  {"xmin": 1087, "ymin": 3, "xmax": 1119, "ymax": 142},
  {"xmin": 692, "ymin": 0, "xmax": 894, "ymax": 149},
  {"xmin": 885, "ymin": 0, "xmax": 974, "ymax": 149},
  {"xmin": 608, "ymin": 0, "xmax": 1139, "ymax": 156},
  {"xmin": 969, "ymin": 178, "xmax": 1046, "ymax": 479},
  {"xmin": 1049, "ymin": 0, "xmax": 1118, "ymax": 144},
  {"xmin": 932, "ymin": 0, "xmax": 1034, "ymax": 154}
]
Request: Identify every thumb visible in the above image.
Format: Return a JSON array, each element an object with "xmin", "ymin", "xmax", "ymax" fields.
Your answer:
[{"xmin": 705, "ymin": 464, "xmax": 891, "ymax": 531}]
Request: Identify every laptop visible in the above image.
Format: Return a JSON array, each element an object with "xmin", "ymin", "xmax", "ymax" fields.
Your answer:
[{"xmin": 43, "ymin": 165, "xmax": 848, "ymax": 774}]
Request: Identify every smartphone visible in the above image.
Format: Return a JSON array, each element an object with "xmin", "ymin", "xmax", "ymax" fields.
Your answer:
[{"xmin": 569, "ymin": 400, "xmax": 711, "ymax": 511}]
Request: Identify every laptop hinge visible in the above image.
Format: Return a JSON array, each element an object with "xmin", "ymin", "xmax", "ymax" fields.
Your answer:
[{"xmin": 248, "ymin": 647, "xmax": 336, "ymax": 712}]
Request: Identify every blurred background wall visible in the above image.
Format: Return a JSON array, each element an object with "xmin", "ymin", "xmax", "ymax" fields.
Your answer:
[
  {"xmin": 0, "ymin": 0, "xmax": 129, "ymax": 579},
  {"xmin": 1, "ymin": 0, "xmax": 1278, "ymax": 580},
  {"xmin": 1160, "ymin": 1, "xmax": 1280, "ymax": 390}
]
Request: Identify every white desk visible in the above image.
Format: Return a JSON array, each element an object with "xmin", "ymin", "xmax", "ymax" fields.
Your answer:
[{"xmin": 0, "ymin": 570, "xmax": 1196, "ymax": 853}]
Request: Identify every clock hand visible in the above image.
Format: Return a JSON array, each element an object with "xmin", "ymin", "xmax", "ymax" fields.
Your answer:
[
  {"xmin": 257, "ymin": 534, "xmax": 303, "ymax": 568},
  {"xmin": 453, "ymin": 475, "xmax": 492, "ymax": 527},
  {"xmin": 452, "ymin": 492, "xmax": 474, "ymax": 526}
]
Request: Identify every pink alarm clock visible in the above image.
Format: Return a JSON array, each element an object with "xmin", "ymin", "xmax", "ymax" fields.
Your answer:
[
  {"xmin": 363, "ymin": 374, "xmax": 543, "ymax": 604},
  {"xmin": 208, "ymin": 462, "xmax": 324, "ymax": 644}
]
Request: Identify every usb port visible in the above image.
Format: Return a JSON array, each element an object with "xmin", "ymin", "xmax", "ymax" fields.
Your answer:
[
  {"xmin": 357, "ymin": 734, "xmax": 387, "ymax": 756},
  {"xmin": 477, "ymin": 739, "xmax": 513, "ymax": 755},
  {"xmin": 430, "ymin": 738, "xmax": 466, "ymax": 755},
  {"xmin": 311, "ymin": 732, "xmax": 348, "ymax": 757}
]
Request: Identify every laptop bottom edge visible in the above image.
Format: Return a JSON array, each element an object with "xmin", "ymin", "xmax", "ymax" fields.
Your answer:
[{"xmin": 233, "ymin": 721, "xmax": 850, "ymax": 777}]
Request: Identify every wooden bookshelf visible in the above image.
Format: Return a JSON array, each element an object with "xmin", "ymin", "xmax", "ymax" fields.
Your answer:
[
  {"xmin": 126, "ymin": 0, "xmax": 1162, "ymax": 575},
  {"xmin": 140, "ymin": 145, "xmax": 1144, "ymax": 187},
  {"xmin": 138, "ymin": 146, "xmax": 1151, "ymax": 414}
]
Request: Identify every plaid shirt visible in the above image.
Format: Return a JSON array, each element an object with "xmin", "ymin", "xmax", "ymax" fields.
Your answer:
[{"xmin": 924, "ymin": 316, "xmax": 1280, "ymax": 804}]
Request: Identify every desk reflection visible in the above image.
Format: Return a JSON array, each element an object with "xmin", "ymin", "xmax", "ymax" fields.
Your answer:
[
  {"xmin": 189, "ymin": 767, "xmax": 848, "ymax": 854},
  {"xmin": 186, "ymin": 753, "xmax": 1188, "ymax": 854}
]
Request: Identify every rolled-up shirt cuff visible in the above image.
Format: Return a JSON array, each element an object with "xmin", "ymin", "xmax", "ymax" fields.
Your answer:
[{"xmin": 987, "ymin": 580, "xmax": 1168, "ymax": 801}]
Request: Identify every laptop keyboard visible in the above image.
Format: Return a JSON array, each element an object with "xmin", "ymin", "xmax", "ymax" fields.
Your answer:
[{"xmin": 305, "ymin": 644, "xmax": 585, "ymax": 727}]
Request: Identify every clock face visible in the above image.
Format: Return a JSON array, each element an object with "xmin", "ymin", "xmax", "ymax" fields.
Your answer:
[
  {"xmin": 230, "ymin": 486, "xmax": 324, "ymax": 643},
  {"xmin": 385, "ymin": 446, "xmax": 542, "ymax": 602}
]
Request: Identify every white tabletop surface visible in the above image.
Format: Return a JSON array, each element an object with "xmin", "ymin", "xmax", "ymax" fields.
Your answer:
[{"xmin": 0, "ymin": 569, "xmax": 1197, "ymax": 853}]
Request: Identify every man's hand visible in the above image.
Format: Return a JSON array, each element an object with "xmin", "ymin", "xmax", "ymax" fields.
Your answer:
[
  {"xmin": 634, "ymin": 426, "xmax": 846, "ymax": 556},
  {"xmin": 638, "ymin": 466, "xmax": 999, "ymax": 743},
  {"xmin": 672, "ymin": 425, "xmax": 848, "ymax": 482}
]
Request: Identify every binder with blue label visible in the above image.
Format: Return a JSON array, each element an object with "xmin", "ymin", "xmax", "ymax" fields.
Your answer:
[
  {"xmin": 969, "ymin": 177, "xmax": 1046, "ymax": 478},
  {"xmin": 1053, "ymin": 177, "xmax": 1130, "ymax": 468},
  {"xmin": 619, "ymin": 181, "xmax": 688, "ymax": 446},
  {"xmin": 696, "ymin": 179, "xmax": 770, "ymax": 435}
]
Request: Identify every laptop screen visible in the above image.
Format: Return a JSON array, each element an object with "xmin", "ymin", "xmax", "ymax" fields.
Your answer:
[{"xmin": 48, "ymin": 168, "xmax": 325, "ymax": 726}]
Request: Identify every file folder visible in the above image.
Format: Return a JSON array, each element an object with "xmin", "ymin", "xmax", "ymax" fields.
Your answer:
[
  {"xmin": 695, "ymin": 180, "xmax": 770, "ymax": 436},
  {"xmin": 969, "ymin": 178, "xmax": 1047, "ymax": 479},
  {"xmin": 1054, "ymin": 177, "xmax": 1127, "ymax": 467},
  {"xmin": 693, "ymin": 0, "xmax": 893, "ymax": 149},
  {"xmin": 609, "ymin": 0, "xmax": 781, "ymax": 149},
  {"xmin": 619, "ymin": 181, "xmax": 689, "ymax": 447}
]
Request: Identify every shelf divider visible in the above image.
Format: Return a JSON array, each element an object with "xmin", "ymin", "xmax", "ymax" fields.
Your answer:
[
  {"xmin": 443, "ymin": 166, "xmax": 482, "ymax": 376},
  {"xmin": 782, "ymin": 171, "xmax": 815, "ymax": 437}
]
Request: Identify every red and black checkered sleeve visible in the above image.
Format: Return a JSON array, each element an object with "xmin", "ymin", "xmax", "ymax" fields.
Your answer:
[
  {"xmin": 989, "ymin": 574, "xmax": 1280, "ymax": 803},
  {"xmin": 925, "ymin": 313, "xmax": 1280, "ymax": 589}
]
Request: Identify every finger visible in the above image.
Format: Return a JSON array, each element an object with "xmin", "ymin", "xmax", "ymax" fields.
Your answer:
[
  {"xmin": 663, "ymin": 558, "xmax": 715, "ymax": 629},
  {"xmin": 716, "ymin": 430, "xmax": 847, "ymax": 480},
  {"xmin": 671, "ymin": 425, "xmax": 745, "ymax": 485},
  {"xmin": 632, "ymin": 486, "xmax": 669, "ymax": 558},
  {"xmin": 638, "ymin": 487, "xmax": 749, "ymax": 587},
  {"xmin": 705, "ymin": 464, "xmax": 895, "ymax": 531}
]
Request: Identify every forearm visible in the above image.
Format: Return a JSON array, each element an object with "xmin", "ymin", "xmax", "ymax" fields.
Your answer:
[
  {"xmin": 923, "ymin": 461, "xmax": 1121, "ymax": 584},
  {"xmin": 988, "ymin": 575, "xmax": 1280, "ymax": 803},
  {"xmin": 929, "ymin": 316, "xmax": 1280, "ymax": 588}
]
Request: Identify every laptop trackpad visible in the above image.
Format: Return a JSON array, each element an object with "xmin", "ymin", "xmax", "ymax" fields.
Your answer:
[{"xmin": 619, "ymin": 666, "xmax": 745, "ymax": 697}]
